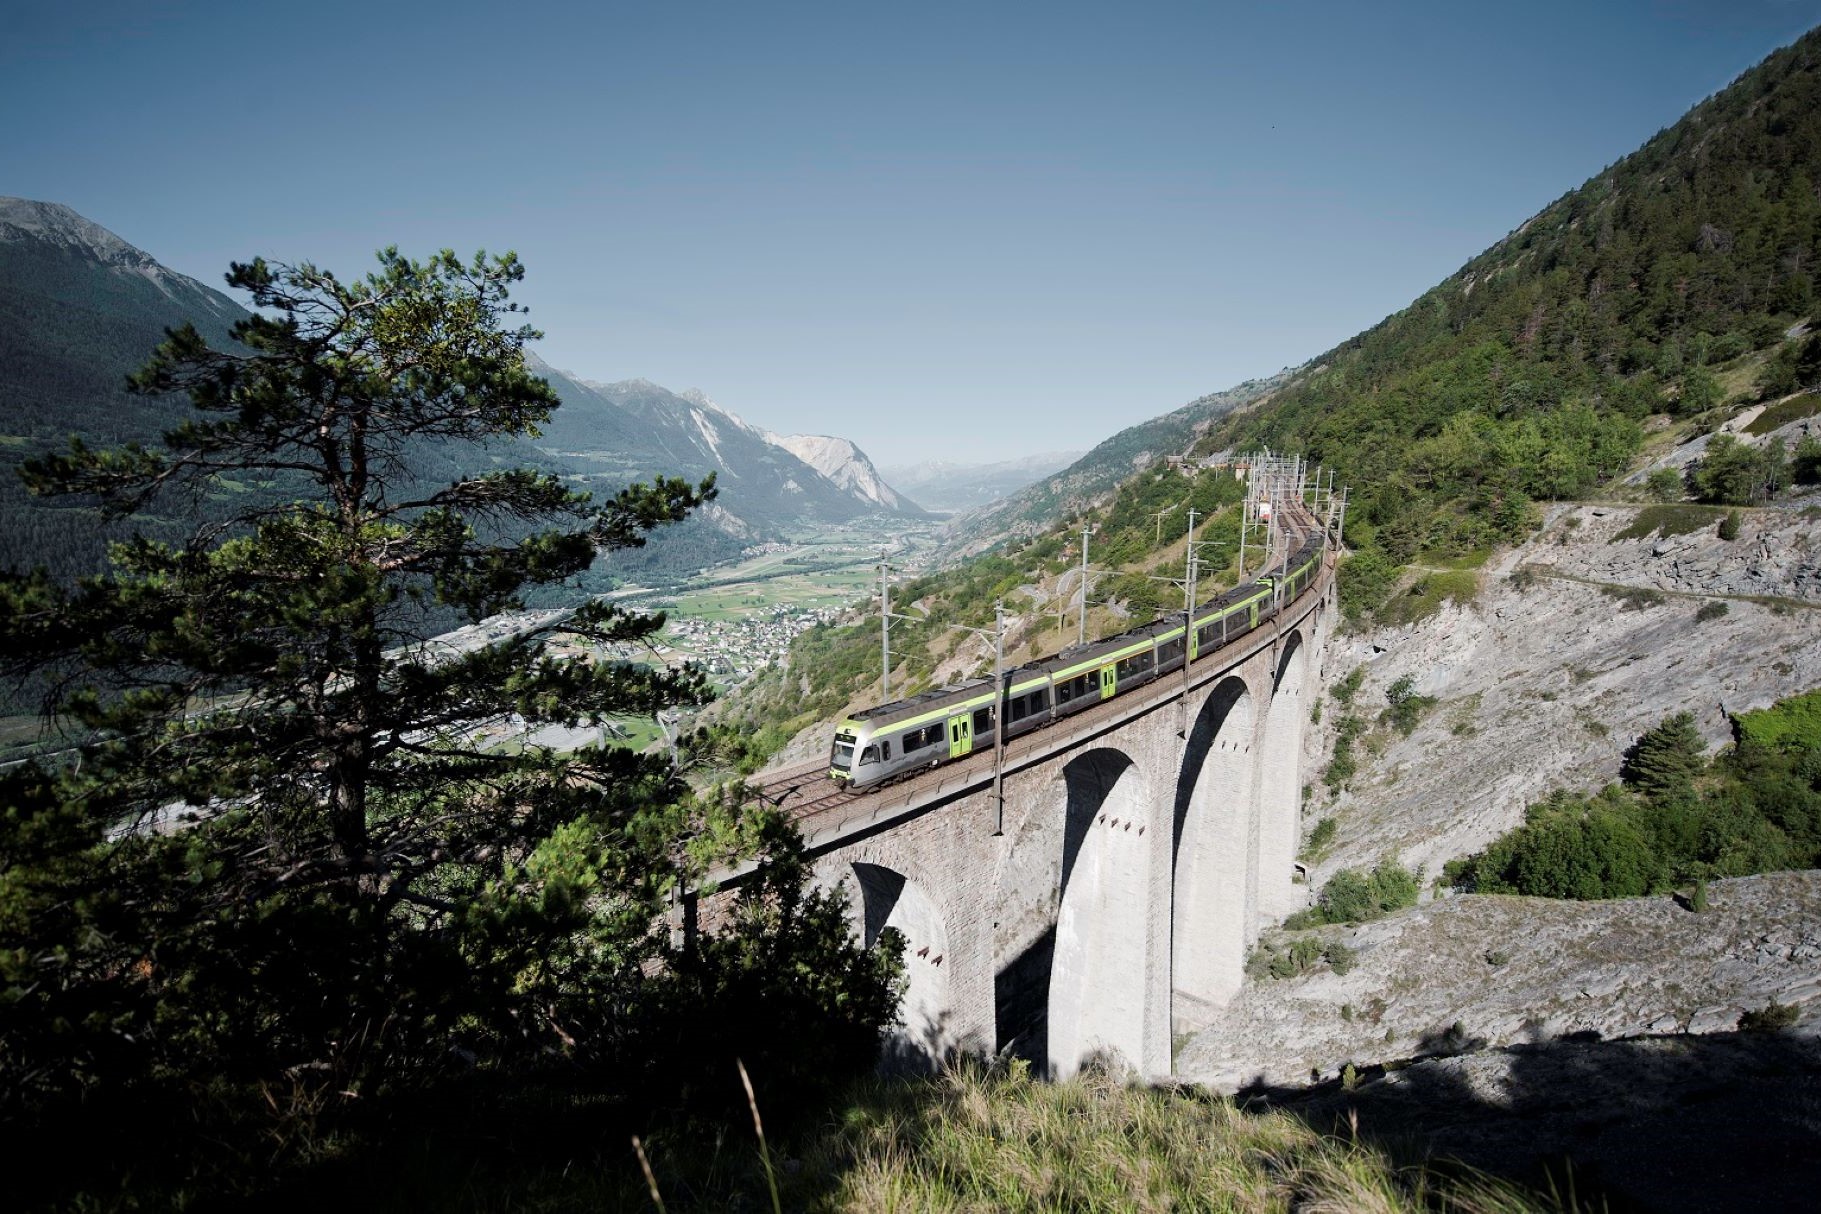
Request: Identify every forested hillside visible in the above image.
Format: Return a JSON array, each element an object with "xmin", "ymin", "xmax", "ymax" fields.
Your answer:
[
  {"xmin": 1207, "ymin": 28, "xmax": 1821, "ymax": 613},
  {"xmin": 944, "ymin": 371, "xmax": 1291, "ymax": 553}
]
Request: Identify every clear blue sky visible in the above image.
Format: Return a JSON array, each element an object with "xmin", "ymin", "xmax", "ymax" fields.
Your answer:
[{"xmin": 7, "ymin": 1, "xmax": 1819, "ymax": 464}]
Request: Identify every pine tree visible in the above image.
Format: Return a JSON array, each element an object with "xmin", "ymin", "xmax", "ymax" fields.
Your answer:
[
  {"xmin": 1622, "ymin": 712, "xmax": 1709, "ymax": 802},
  {"xmin": 0, "ymin": 249, "xmax": 897, "ymax": 1131}
]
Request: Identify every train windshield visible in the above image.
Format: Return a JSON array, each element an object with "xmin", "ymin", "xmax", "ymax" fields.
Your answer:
[{"xmin": 830, "ymin": 735, "xmax": 856, "ymax": 770}]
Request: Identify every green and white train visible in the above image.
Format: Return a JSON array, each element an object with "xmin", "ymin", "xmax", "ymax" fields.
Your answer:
[{"xmin": 828, "ymin": 537, "xmax": 1324, "ymax": 789}]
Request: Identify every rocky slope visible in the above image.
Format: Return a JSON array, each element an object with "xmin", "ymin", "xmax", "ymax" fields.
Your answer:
[
  {"xmin": 1180, "ymin": 872, "xmax": 1821, "ymax": 1211},
  {"xmin": 1179, "ymin": 870, "xmax": 1821, "ymax": 1089},
  {"xmin": 1174, "ymin": 482, "xmax": 1821, "ymax": 1158},
  {"xmin": 1303, "ymin": 494, "xmax": 1821, "ymax": 878}
]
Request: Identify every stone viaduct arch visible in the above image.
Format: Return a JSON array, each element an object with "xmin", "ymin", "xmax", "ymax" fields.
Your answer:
[
  {"xmin": 1046, "ymin": 747, "xmax": 1153, "ymax": 1079},
  {"xmin": 1255, "ymin": 630, "xmax": 1310, "ymax": 922},
  {"xmin": 851, "ymin": 862, "xmax": 953, "ymax": 1067},
  {"xmin": 1171, "ymin": 676, "xmax": 1256, "ymax": 1023}
]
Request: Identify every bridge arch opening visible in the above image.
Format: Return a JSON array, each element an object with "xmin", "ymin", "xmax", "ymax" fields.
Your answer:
[
  {"xmin": 1171, "ymin": 675, "xmax": 1256, "ymax": 1022},
  {"xmin": 850, "ymin": 861, "xmax": 953, "ymax": 1069},
  {"xmin": 1047, "ymin": 747, "xmax": 1152, "ymax": 1079},
  {"xmin": 1255, "ymin": 630, "xmax": 1309, "ymax": 923}
]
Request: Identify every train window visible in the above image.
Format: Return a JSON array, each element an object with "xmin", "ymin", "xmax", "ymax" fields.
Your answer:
[
  {"xmin": 1116, "ymin": 651, "xmax": 1154, "ymax": 679},
  {"xmin": 880, "ymin": 740, "xmax": 892, "ymax": 759},
  {"xmin": 1035, "ymin": 688, "xmax": 1049, "ymax": 711},
  {"xmin": 859, "ymin": 745, "xmax": 879, "ymax": 765},
  {"xmin": 831, "ymin": 741, "xmax": 854, "ymax": 770},
  {"xmin": 904, "ymin": 723, "xmax": 940, "ymax": 751},
  {"xmin": 974, "ymin": 707, "xmax": 993, "ymax": 733}
]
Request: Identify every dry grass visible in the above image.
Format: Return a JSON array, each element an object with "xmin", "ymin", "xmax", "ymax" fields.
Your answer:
[{"xmin": 764, "ymin": 1062, "xmax": 1590, "ymax": 1213}]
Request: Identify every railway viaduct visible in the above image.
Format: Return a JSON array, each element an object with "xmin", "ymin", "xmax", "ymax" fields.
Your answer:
[{"xmin": 724, "ymin": 542, "xmax": 1340, "ymax": 1082}]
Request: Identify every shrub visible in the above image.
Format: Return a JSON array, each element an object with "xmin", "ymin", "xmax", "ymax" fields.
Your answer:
[
  {"xmin": 1689, "ymin": 877, "xmax": 1709, "ymax": 912},
  {"xmin": 1383, "ymin": 675, "xmax": 1438, "ymax": 736},
  {"xmin": 1452, "ymin": 789, "xmax": 1663, "ymax": 899},
  {"xmin": 1719, "ymin": 508, "xmax": 1743, "ymax": 540},
  {"xmin": 1301, "ymin": 816, "xmax": 1338, "ymax": 861},
  {"xmin": 1796, "ymin": 432, "xmax": 1821, "ymax": 484},
  {"xmin": 1332, "ymin": 666, "xmax": 1366, "ymax": 706},
  {"xmin": 1323, "ymin": 713, "xmax": 1365, "ymax": 791},
  {"xmin": 1738, "ymin": 1000, "xmax": 1800, "ymax": 1032},
  {"xmin": 1324, "ymin": 941, "xmax": 1357, "ymax": 976},
  {"xmin": 1265, "ymin": 936, "xmax": 1325, "ymax": 979},
  {"xmin": 1603, "ymin": 584, "xmax": 1666, "ymax": 610},
  {"xmin": 1696, "ymin": 600, "xmax": 1730, "ymax": 622},
  {"xmin": 1645, "ymin": 466, "xmax": 1685, "ymax": 502},
  {"xmin": 1303, "ymin": 858, "xmax": 1420, "ymax": 925}
]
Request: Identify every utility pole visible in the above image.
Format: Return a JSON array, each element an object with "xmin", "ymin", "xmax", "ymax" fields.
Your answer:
[
  {"xmin": 1146, "ymin": 508, "xmax": 1210, "ymax": 739},
  {"xmin": 1077, "ymin": 522, "xmax": 1098, "ymax": 647},
  {"xmin": 991, "ymin": 600, "xmax": 1006, "ymax": 836},
  {"xmin": 1151, "ymin": 501, "xmax": 1182, "ymax": 547},
  {"xmin": 877, "ymin": 547, "xmax": 894, "ymax": 701},
  {"xmin": 1182, "ymin": 508, "xmax": 1200, "ymax": 704}
]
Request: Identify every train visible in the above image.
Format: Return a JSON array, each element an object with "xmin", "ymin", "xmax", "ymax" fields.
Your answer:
[{"xmin": 828, "ymin": 535, "xmax": 1325, "ymax": 790}]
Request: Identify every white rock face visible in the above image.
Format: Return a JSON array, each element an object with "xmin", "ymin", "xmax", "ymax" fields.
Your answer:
[
  {"xmin": 768, "ymin": 432, "xmax": 918, "ymax": 513},
  {"xmin": 1176, "ymin": 871, "xmax": 1821, "ymax": 1090},
  {"xmin": 1304, "ymin": 496, "xmax": 1821, "ymax": 881}
]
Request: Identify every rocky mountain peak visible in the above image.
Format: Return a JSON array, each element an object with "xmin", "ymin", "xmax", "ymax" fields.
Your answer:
[
  {"xmin": 767, "ymin": 431, "xmax": 922, "ymax": 514},
  {"xmin": 0, "ymin": 196, "xmax": 160, "ymax": 270}
]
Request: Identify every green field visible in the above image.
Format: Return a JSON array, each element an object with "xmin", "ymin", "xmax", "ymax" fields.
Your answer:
[{"xmin": 650, "ymin": 521, "xmax": 943, "ymax": 624}]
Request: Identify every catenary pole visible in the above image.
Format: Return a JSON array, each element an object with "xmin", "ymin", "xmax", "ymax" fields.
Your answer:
[
  {"xmin": 991, "ymin": 600, "xmax": 1006, "ymax": 836},
  {"xmin": 1077, "ymin": 522, "xmax": 1096, "ymax": 647},
  {"xmin": 878, "ymin": 548, "xmax": 893, "ymax": 701}
]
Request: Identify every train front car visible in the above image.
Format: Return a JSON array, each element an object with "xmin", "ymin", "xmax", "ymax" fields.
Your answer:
[
  {"xmin": 829, "ymin": 719, "xmax": 867, "ymax": 786},
  {"xmin": 829, "ymin": 679, "xmax": 995, "ymax": 791}
]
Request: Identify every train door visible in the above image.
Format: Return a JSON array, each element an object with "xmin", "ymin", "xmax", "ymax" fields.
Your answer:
[
  {"xmin": 1247, "ymin": 600, "xmax": 1259, "ymax": 630},
  {"xmin": 1099, "ymin": 664, "xmax": 1117, "ymax": 700},
  {"xmin": 948, "ymin": 714, "xmax": 973, "ymax": 759}
]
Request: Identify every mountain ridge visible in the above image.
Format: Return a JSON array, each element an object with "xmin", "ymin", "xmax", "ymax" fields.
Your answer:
[{"xmin": 0, "ymin": 201, "xmax": 921, "ymax": 586}]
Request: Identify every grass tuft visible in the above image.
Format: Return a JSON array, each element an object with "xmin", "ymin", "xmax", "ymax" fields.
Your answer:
[
  {"xmin": 1612, "ymin": 504, "xmax": 1722, "ymax": 542},
  {"xmin": 1744, "ymin": 392, "xmax": 1821, "ymax": 435}
]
